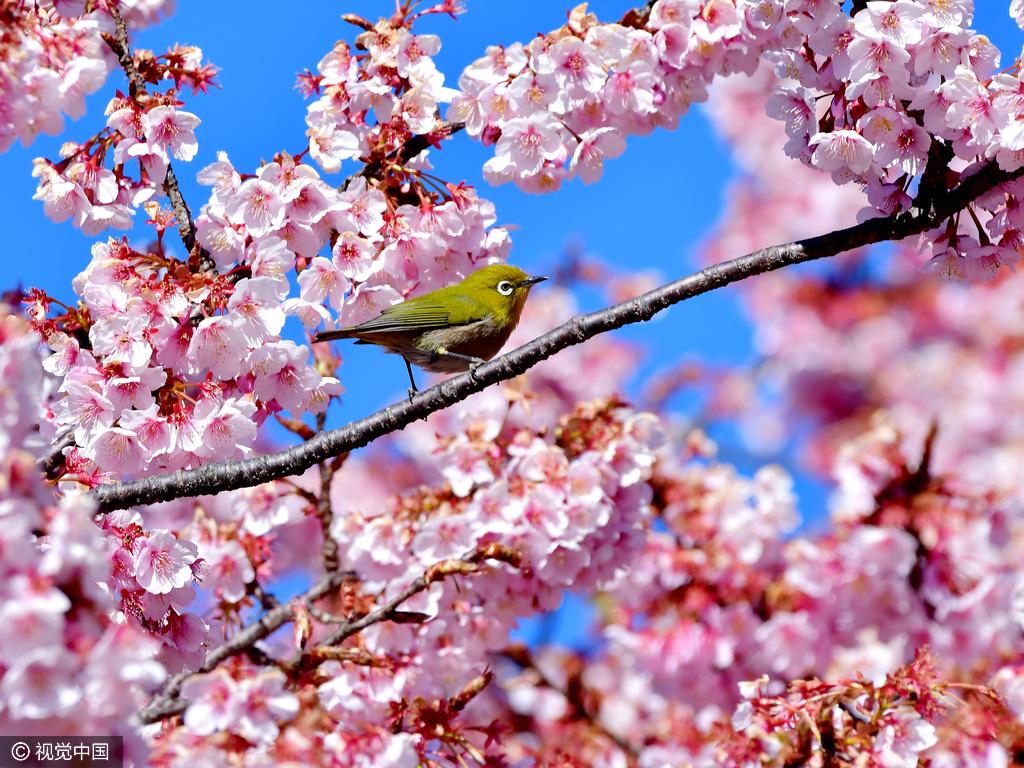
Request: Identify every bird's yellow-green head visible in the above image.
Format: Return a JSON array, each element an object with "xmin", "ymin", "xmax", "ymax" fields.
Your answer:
[{"xmin": 458, "ymin": 264, "xmax": 547, "ymax": 329}]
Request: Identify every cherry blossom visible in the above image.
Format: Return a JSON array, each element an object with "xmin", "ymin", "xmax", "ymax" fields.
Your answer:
[{"xmin": 132, "ymin": 530, "xmax": 200, "ymax": 595}]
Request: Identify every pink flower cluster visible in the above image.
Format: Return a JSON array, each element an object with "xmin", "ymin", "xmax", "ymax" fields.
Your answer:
[
  {"xmin": 771, "ymin": 1, "xmax": 1016, "ymax": 178},
  {"xmin": 31, "ymin": 44, "xmax": 213, "ymax": 236},
  {"xmin": 701, "ymin": 64, "xmax": 1024, "ymax": 483},
  {"xmin": 163, "ymin": 397, "xmax": 664, "ymax": 765},
  {"xmin": 765, "ymin": 0, "xmax": 1024, "ymax": 275},
  {"xmin": 180, "ymin": 668, "xmax": 298, "ymax": 745},
  {"xmin": 0, "ymin": 8, "xmax": 109, "ymax": 153},
  {"xmin": 458, "ymin": 1, "xmax": 1024, "ymax": 277},
  {"xmin": 0, "ymin": 0, "xmax": 174, "ymax": 153},
  {"xmin": 329, "ymin": 396, "xmax": 661, "ymax": 653},
  {"xmin": 703, "ymin": 63, "xmax": 867, "ymax": 252},
  {"xmin": 498, "ymin": 52, "xmax": 1023, "ymax": 764},
  {"xmin": 452, "ymin": 0, "xmax": 798, "ymax": 192},
  {"xmin": 34, "ymin": 235, "xmax": 339, "ymax": 483},
  {"xmin": 478, "ymin": 414, "xmax": 1021, "ymax": 765},
  {"xmin": 0, "ymin": 305, "xmax": 165, "ymax": 761},
  {"xmin": 147, "ymin": 476, "xmax": 318, "ymax": 601},
  {"xmin": 727, "ymin": 653, "xmax": 944, "ymax": 767},
  {"xmin": 9, "ymin": 1, "xmax": 1024, "ymax": 765},
  {"xmin": 302, "ymin": 13, "xmax": 459, "ymax": 175},
  {"xmin": 99, "ymin": 513, "xmax": 210, "ymax": 669}
]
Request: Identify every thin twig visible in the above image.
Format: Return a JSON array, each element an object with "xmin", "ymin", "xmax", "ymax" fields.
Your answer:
[
  {"xmin": 101, "ymin": 5, "xmax": 209, "ymax": 267},
  {"xmin": 502, "ymin": 645, "xmax": 640, "ymax": 764},
  {"xmin": 292, "ymin": 544, "xmax": 519, "ymax": 666},
  {"xmin": 92, "ymin": 160, "xmax": 1024, "ymax": 512},
  {"xmin": 315, "ymin": 412, "xmax": 341, "ymax": 572},
  {"xmin": 137, "ymin": 570, "xmax": 347, "ymax": 723},
  {"xmin": 620, "ymin": 0, "xmax": 657, "ymax": 28},
  {"xmin": 138, "ymin": 544, "xmax": 520, "ymax": 724},
  {"xmin": 358, "ymin": 121, "xmax": 465, "ymax": 182},
  {"xmin": 101, "ymin": 8, "xmax": 145, "ymax": 95},
  {"xmin": 39, "ymin": 430, "xmax": 75, "ymax": 478}
]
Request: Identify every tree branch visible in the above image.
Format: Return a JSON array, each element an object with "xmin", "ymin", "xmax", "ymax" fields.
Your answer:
[
  {"xmin": 290, "ymin": 543, "xmax": 520, "ymax": 669},
  {"xmin": 163, "ymin": 164, "xmax": 201, "ymax": 260},
  {"xmin": 101, "ymin": 7, "xmax": 146, "ymax": 95},
  {"xmin": 92, "ymin": 160, "xmax": 1023, "ymax": 513},
  {"xmin": 39, "ymin": 430, "xmax": 75, "ymax": 478},
  {"xmin": 620, "ymin": 0, "xmax": 657, "ymax": 28},
  {"xmin": 315, "ymin": 413, "xmax": 342, "ymax": 572},
  {"xmin": 356, "ymin": 121, "xmax": 465, "ymax": 183}
]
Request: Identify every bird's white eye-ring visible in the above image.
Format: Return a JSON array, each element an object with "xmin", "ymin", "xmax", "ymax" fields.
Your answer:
[{"xmin": 497, "ymin": 280, "xmax": 514, "ymax": 296}]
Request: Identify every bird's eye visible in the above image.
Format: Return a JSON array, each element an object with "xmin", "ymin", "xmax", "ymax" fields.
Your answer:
[{"xmin": 497, "ymin": 280, "xmax": 514, "ymax": 296}]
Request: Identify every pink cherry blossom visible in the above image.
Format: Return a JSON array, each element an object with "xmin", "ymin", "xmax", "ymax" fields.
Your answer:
[
  {"xmin": 236, "ymin": 671, "xmax": 299, "ymax": 744},
  {"xmin": 192, "ymin": 397, "xmax": 258, "ymax": 460},
  {"xmin": 132, "ymin": 530, "xmax": 199, "ymax": 595},
  {"xmin": 198, "ymin": 540, "xmax": 254, "ymax": 602},
  {"xmin": 225, "ymin": 178, "xmax": 287, "ymax": 238},
  {"xmin": 89, "ymin": 315, "xmax": 153, "ymax": 370},
  {"xmin": 91, "ymin": 426, "xmax": 145, "ymax": 474},
  {"xmin": 484, "ymin": 114, "xmax": 565, "ymax": 186},
  {"xmin": 1, "ymin": 649, "xmax": 82, "ymax": 718},
  {"xmin": 142, "ymin": 106, "xmax": 201, "ymax": 162},
  {"xmin": 182, "ymin": 668, "xmax": 241, "ymax": 735},
  {"xmin": 187, "ymin": 316, "xmax": 247, "ymax": 380},
  {"xmin": 570, "ymin": 128, "xmax": 626, "ymax": 184},
  {"xmin": 8, "ymin": 3, "xmax": 1024, "ymax": 765},
  {"xmin": 809, "ymin": 129, "xmax": 875, "ymax": 175}
]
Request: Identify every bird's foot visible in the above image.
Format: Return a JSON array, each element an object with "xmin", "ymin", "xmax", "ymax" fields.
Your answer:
[
  {"xmin": 407, "ymin": 387, "xmax": 417, "ymax": 403},
  {"xmin": 467, "ymin": 357, "xmax": 486, "ymax": 382}
]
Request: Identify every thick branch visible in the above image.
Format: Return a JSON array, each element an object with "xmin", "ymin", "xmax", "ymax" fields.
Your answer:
[{"xmin": 93, "ymin": 161, "xmax": 1023, "ymax": 512}]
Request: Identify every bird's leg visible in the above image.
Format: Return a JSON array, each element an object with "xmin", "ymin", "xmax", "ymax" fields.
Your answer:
[
  {"xmin": 435, "ymin": 347, "xmax": 487, "ymax": 375},
  {"xmin": 404, "ymin": 358, "xmax": 418, "ymax": 402}
]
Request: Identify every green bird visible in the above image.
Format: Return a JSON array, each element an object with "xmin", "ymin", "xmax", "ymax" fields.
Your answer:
[{"xmin": 313, "ymin": 264, "xmax": 547, "ymax": 395}]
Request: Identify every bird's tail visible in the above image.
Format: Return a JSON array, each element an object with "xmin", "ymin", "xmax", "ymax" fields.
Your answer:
[{"xmin": 312, "ymin": 327, "xmax": 358, "ymax": 343}]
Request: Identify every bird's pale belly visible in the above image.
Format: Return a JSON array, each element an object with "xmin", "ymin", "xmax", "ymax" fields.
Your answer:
[{"xmin": 400, "ymin": 319, "xmax": 512, "ymax": 373}]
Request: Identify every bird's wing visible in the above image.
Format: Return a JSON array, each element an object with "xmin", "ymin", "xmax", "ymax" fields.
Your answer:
[{"xmin": 348, "ymin": 292, "xmax": 489, "ymax": 336}]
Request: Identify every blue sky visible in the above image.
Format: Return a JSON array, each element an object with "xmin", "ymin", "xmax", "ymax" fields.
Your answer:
[{"xmin": 3, "ymin": 2, "xmax": 1021, "ymax": 539}]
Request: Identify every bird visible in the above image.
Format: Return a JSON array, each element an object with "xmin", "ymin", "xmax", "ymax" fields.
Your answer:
[{"xmin": 313, "ymin": 264, "xmax": 547, "ymax": 396}]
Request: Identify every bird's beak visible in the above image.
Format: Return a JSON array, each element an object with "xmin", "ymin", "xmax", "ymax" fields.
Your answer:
[{"xmin": 519, "ymin": 275, "xmax": 548, "ymax": 287}]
